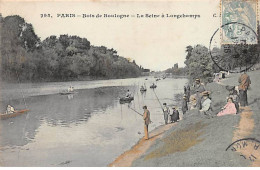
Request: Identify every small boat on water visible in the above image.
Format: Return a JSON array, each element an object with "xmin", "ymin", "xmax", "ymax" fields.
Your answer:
[
  {"xmin": 140, "ymin": 86, "xmax": 147, "ymax": 92},
  {"xmin": 0, "ymin": 109, "xmax": 29, "ymax": 120},
  {"xmin": 119, "ymin": 97, "xmax": 134, "ymax": 103},
  {"xmin": 60, "ymin": 91, "xmax": 75, "ymax": 95},
  {"xmin": 140, "ymin": 88, "xmax": 147, "ymax": 92},
  {"xmin": 150, "ymin": 84, "xmax": 157, "ymax": 89}
]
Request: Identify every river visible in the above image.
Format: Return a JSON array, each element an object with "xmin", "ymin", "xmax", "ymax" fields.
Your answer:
[{"xmin": 0, "ymin": 77, "xmax": 188, "ymax": 166}]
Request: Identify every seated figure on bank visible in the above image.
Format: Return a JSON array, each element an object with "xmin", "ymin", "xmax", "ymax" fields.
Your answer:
[
  {"xmin": 6, "ymin": 105, "xmax": 15, "ymax": 114},
  {"xmin": 217, "ymin": 97, "xmax": 237, "ymax": 117}
]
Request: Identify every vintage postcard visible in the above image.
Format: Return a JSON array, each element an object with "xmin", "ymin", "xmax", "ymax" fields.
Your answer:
[{"xmin": 0, "ymin": 0, "xmax": 260, "ymax": 167}]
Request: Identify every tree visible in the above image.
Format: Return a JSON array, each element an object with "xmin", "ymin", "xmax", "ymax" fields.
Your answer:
[
  {"xmin": 1, "ymin": 15, "xmax": 142, "ymax": 82},
  {"xmin": 185, "ymin": 45, "xmax": 193, "ymax": 64},
  {"xmin": 173, "ymin": 63, "xmax": 178, "ymax": 69},
  {"xmin": 185, "ymin": 45, "xmax": 213, "ymax": 83}
]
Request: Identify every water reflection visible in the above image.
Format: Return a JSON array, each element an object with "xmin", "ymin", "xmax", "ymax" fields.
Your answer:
[
  {"xmin": 67, "ymin": 94, "xmax": 74, "ymax": 100},
  {"xmin": 0, "ymin": 86, "xmax": 132, "ymax": 147},
  {"xmin": 0, "ymin": 77, "xmax": 188, "ymax": 166}
]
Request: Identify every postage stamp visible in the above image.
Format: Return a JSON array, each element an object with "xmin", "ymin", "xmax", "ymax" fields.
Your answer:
[{"xmin": 221, "ymin": 0, "xmax": 258, "ymax": 44}]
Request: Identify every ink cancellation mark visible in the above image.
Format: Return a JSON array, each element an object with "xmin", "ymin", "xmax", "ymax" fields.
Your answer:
[
  {"xmin": 221, "ymin": 0, "xmax": 258, "ymax": 44},
  {"xmin": 226, "ymin": 138, "xmax": 260, "ymax": 162},
  {"xmin": 209, "ymin": 22, "xmax": 258, "ymax": 73}
]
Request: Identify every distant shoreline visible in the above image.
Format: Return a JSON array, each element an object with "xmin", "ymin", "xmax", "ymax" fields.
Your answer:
[{"xmin": 1, "ymin": 75, "xmax": 144, "ymax": 84}]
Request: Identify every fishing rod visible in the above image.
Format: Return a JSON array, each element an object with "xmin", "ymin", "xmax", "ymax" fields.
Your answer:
[
  {"xmin": 152, "ymin": 89, "xmax": 164, "ymax": 110},
  {"xmin": 129, "ymin": 107, "xmax": 153, "ymax": 123},
  {"xmin": 129, "ymin": 107, "xmax": 143, "ymax": 117}
]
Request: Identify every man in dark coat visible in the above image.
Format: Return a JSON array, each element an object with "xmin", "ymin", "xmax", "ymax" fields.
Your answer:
[
  {"xmin": 182, "ymin": 95, "xmax": 188, "ymax": 114},
  {"xmin": 184, "ymin": 86, "xmax": 187, "ymax": 94},
  {"xmin": 195, "ymin": 90, "xmax": 202, "ymax": 110},
  {"xmin": 171, "ymin": 106, "xmax": 180, "ymax": 123},
  {"xmin": 186, "ymin": 85, "xmax": 191, "ymax": 102}
]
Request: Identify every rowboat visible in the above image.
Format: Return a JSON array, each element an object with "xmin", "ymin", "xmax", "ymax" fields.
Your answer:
[
  {"xmin": 140, "ymin": 88, "xmax": 147, "ymax": 92},
  {"xmin": 60, "ymin": 90, "xmax": 78, "ymax": 95},
  {"xmin": 119, "ymin": 97, "xmax": 134, "ymax": 103},
  {"xmin": 150, "ymin": 85, "xmax": 157, "ymax": 89},
  {"xmin": 60, "ymin": 91, "xmax": 75, "ymax": 95},
  {"xmin": 0, "ymin": 109, "xmax": 29, "ymax": 119}
]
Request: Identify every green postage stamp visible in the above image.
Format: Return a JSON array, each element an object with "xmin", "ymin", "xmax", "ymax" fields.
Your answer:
[{"xmin": 221, "ymin": 0, "xmax": 258, "ymax": 44}]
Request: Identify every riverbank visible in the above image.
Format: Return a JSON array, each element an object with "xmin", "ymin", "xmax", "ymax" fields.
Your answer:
[{"xmin": 109, "ymin": 70, "xmax": 260, "ymax": 167}]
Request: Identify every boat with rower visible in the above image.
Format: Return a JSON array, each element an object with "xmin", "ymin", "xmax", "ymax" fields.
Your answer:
[
  {"xmin": 119, "ymin": 97, "xmax": 134, "ymax": 103},
  {"xmin": 150, "ymin": 84, "xmax": 157, "ymax": 89},
  {"xmin": 60, "ymin": 91, "xmax": 76, "ymax": 95},
  {"xmin": 0, "ymin": 109, "xmax": 29, "ymax": 120},
  {"xmin": 140, "ymin": 86, "xmax": 147, "ymax": 92}
]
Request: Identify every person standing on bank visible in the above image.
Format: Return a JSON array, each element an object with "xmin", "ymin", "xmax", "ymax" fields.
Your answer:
[
  {"xmin": 194, "ymin": 78, "xmax": 206, "ymax": 93},
  {"xmin": 143, "ymin": 105, "xmax": 151, "ymax": 140},
  {"xmin": 171, "ymin": 106, "xmax": 180, "ymax": 123},
  {"xmin": 163, "ymin": 103, "xmax": 170, "ymax": 124},
  {"xmin": 186, "ymin": 85, "xmax": 191, "ymax": 102},
  {"xmin": 238, "ymin": 71, "xmax": 251, "ymax": 107},
  {"xmin": 184, "ymin": 86, "xmax": 187, "ymax": 94},
  {"xmin": 182, "ymin": 95, "xmax": 188, "ymax": 115}
]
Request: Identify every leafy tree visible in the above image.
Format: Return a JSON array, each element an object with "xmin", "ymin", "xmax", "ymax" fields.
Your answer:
[
  {"xmin": 184, "ymin": 45, "xmax": 213, "ymax": 83},
  {"xmin": 0, "ymin": 15, "xmax": 142, "ymax": 82}
]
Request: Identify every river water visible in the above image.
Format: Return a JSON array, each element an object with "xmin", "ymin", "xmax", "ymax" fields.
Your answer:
[{"xmin": 0, "ymin": 77, "xmax": 188, "ymax": 166}]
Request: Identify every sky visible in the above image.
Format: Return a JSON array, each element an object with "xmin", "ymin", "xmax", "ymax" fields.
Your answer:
[{"xmin": 0, "ymin": 0, "xmax": 221, "ymax": 71}]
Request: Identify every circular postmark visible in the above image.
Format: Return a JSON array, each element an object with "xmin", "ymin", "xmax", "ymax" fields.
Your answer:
[
  {"xmin": 209, "ymin": 22, "xmax": 259, "ymax": 73},
  {"xmin": 226, "ymin": 138, "xmax": 260, "ymax": 162}
]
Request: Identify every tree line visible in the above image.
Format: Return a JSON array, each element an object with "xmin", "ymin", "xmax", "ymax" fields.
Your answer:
[
  {"xmin": 184, "ymin": 41, "xmax": 259, "ymax": 83},
  {"xmin": 165, "ymin": 29, "xmax": 260, "ymax": 83},
  {"xmin": 0, "ymin": 15, "xmax": 142, "ymax": 82}
]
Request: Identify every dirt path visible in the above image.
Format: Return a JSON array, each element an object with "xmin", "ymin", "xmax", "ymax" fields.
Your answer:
[
  {"xmin": 108, "ymin": 123, "xmax": 176, "ymax": 167},
  {"xmin": 232, "ymin": 106, "xmax": 260, "ymax": 166},
  {"xmin": 233, "ymin": 107, "xmax": 254, "ymax": 141}
]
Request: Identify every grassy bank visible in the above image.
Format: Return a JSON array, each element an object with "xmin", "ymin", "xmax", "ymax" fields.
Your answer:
[{"xmin": 130, "ymin": 70, "xmax": 260, "ymax": 167}]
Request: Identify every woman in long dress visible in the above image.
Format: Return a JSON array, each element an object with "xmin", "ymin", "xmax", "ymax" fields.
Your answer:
[{"xmin": 217, "ymin": 97, "xmax": 237, "ymax": 116}]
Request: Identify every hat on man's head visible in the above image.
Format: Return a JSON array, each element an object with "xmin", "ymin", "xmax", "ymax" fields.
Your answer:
[
  {"xmin": 202, "ymin": 91, "xmax": 210, "ymax": 96},
  {"xmin": 172, "ymin": 106, "xmax": 176, "ymax": 109},
  {"xmin": 163, "ymin": 103, "xmax": 167, "ymax": 105},
  {"xmin": 195, "ymin": 78, "xmax": 200, "ymax": 82}
]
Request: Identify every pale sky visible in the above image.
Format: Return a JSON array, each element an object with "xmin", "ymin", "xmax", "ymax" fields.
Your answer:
[{"xmin": 0, "ymin": 0, "xmax": 221, "ymax": 71}]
